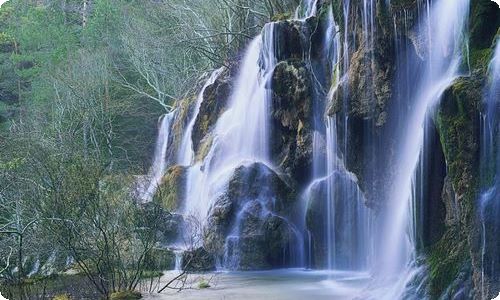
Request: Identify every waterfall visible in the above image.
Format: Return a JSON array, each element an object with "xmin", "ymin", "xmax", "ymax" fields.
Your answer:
[
  {"xmin": 295, "ymin": 0, "xmax": 319, "ymax": 19},
  {"xmin": 325, "ymin": 117, "xmax": 372, "ymax": 271},
  {"xmin": 141, "ymin": 0, "xmax": 481, "ymax": 296},
  {"xmin": 479, "ymin": 41, "xmax": 500, "ymax": 298},
  {"xmin": 140, "ymin": 111, "xmax": 176, "ymax": 202},
  {"xmin": 177, "ymin": 68, "xmax": 224, "ymax": 166},
  {"xmin": 376, "ymin": 0, "xmax": 469, "ymax": 297},
  {"xmin": 181, "ymin": 24, "xmax": 275, "ymax": 223}
]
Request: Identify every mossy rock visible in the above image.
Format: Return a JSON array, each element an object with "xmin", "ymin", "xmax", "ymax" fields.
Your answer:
[
  {"xmin": 110, "ymin": 291, "xmax": 142, "ymax": 300},
  {"xmin": 470, "ymin": 0, "xmax": 500, "ymax": 50},
  {"xmin": 192, "ymin": 69, "xmax": 231, "ymax": 154},
  {"xmin": 431, "ymin": 75, "xmax": 483, "ymax": 297},
  {"xmin": 154, "ymin": 165, "xmax": 187, "ymax": 211},
  {"xmin": 426, "ymin": 230, "xmax": 469, "ymax": 297},
  {"xmin": 436, "ymin": 76, "xmax": 481, "ymax": 196},
  {"xmin": 204, "ymin": 163, "xmax": 298, "ymax": 269},
  {"xmin": 271, "ymin": 60, "xmax": 314, "ymax": 185},
  {"xmin": 469, "ymin": 48, "xmax": 493, "ymax": 71},
  {"xmin": 271, "ymin": 12, "xmax": 291, "ymax": 22},
  {"xmin": 52, "ymin": 294, "xmax": 71, "ymax": 300}
]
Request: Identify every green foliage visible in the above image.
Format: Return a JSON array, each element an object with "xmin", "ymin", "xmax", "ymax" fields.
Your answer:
[
  {"xmin": 110, "ymin": 290, "xmax": 142, "ymax": 300},
  {"xmin": 198, "ymin": 280, "xmax": 211, "ymax": 289},
  {"xmin": 426, "ymin": 230, "xmax": 467, "ymax": 297}
]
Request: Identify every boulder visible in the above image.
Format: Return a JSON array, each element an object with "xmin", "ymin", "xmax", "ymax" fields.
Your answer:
[
  {"xmin": 305, "ymin": 171, "xmax": 369, "ymax": 269},
  {"xmin": 203, "ymin": 162, "xmax": 298, "ymax": 270}
]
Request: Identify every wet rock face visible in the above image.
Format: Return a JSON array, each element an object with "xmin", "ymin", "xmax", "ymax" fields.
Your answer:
[
  {"xmin": 154, "ymin": 165, "xmax": 187, "ymax": 212},
  {"xmin": 430, "ymin": 75, "xmax": 483, "ymax": 298},
  {"xmin": 270, "ymin": 21, "xmax": 307, "ymax": 61},
  {"xmin": 470, "ymin": 0, "xmax": 500, "ymax": 50},
  {"xmin": 192, "ymin": 69, "xmax": 232, "ymax": 157},
  {"xmin": 271, "ymin": 60, "xmax": 314, "ymax": 185},
  {"xmin": 203, "ymin": 162, "xmax": 299, "ymax": 270}
]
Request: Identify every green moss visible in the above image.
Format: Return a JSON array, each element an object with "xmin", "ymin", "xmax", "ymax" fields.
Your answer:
[
  {"xmin": 110, "ymin": 291, "xmax": 142, "ymax": 300},
  {"xmin": 52, "ymin": 294, "xmax": 71, "ymax": 300},
  {"xmin": 426, "ymin": 230, "xmax": 468, "ymax": 297},
  {"xmin": 154, "ymin": 165, "xmax": 186, "ymax": 211},
  {"xmin": 431, "ymin": 76, "xmax": 482, "ymax": 297},
  {"xmin": 470, "ymin": 48, "xmax": 493, "ymax": 71},
  {"xmin": 271, "ymin": 12, "xmax": 291, "ymax": 22},
  {"xmin": 470, "ymin": 0, "xmax": 500, "ymax": 49},
  {"xmin": 198, "ymin": 280, "xmax": 211, "ymax": 289}
]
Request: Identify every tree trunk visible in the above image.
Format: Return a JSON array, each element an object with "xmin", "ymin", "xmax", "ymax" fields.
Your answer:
[{"xmin": 82, "ymin": 0, "xmax": 91, "ymax": 28}]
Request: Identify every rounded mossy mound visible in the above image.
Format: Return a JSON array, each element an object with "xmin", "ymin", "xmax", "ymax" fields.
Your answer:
[{"xmin": 154, "ymin": 165, "xmax": 187, "ymax": 212}]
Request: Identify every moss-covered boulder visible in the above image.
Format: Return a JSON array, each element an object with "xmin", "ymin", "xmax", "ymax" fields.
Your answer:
[
  {"xmin": 224, "ymin": 202, "xmax": 301, "ymax": 270},
  {"xmin": 52, "ymin": 294, "xmax": 71, "ymax": 300},
  {"xmin": 154, "ymin": 165, "xmax": 187, "ymax": 212}
]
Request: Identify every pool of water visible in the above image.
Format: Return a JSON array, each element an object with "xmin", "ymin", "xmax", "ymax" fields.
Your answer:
[{"xmin": 141, "ymin": 269, "xmax": 374, "ymax": 300}]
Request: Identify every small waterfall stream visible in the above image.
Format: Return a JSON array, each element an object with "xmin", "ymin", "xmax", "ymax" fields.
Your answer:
[
  {"xmin": 177, "ymin": 68, "xmax": 224, "ymax": 166},
  {"xmin": 140, "ymin": 112, "xmax": 176, "ymax": 202},
  {"xmin": 479, "ymin": 41, "xmax": 500, "ymax": 298}
]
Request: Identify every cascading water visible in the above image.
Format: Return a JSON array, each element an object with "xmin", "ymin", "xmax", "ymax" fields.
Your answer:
[
  {"xmin": 304, "ymin": 3, "xmax": 373, "ymax": 272},
  {"xmin": 175, "ymin": 22, "xmax": 309, "ymax": 270},
  {"xmin": 375, "ymin": 0, "xmax": 470, "ymax": 297},
  {"xmin": 295, "ymin": 0, "xmax": 318, "ymax": 20},
  {"xmin": 140, "ymin": 0, "xmax": 487, "ymax": 297},
  {"xmin": 140, "ymin": 111, "xmax": 176, "ymax": 202},
  {"xmin": 181, "ymin": 24, "xmax": 275, "ymax": 223},
  {"xmin": 479, "ymin": 41, "xmax": 500, "ymax": 299},
  {"xmin": 177, "ymin": 68, "xmax": 224, "ymax": 166}
]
